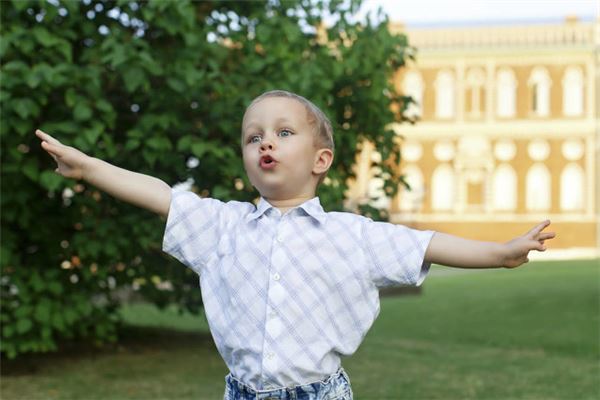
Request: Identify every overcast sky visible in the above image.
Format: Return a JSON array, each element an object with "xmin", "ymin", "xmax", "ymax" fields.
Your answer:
[{"xmin": 358, "ymin": 0, "xmax": 598, "ymax": 27}]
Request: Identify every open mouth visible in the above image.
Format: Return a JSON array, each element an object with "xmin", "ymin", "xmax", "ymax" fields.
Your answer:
[{"xmin": 260, "ymin": 155, "xmax": 277, "ymax": 169}]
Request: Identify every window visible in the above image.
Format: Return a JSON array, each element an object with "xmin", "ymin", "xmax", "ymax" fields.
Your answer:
[
  {"xmin": 435, "ymin": 70, "xmax": 455, "ymax": 119},
  {"xmin": 526, "ymin": 163, "xmax": 551, "ymax": 211},
  {"xmin": 367, "ymin": 165, "xmax": 390, "ymax": 210},
  {"xmin": 496, "ymin": 68, "xmax": 517, "ymax": 118},
  {"xmin": 402, "ymin": 71, "xmax": 424, "ymax": 118},
  {"xmin": 432, "ymin": 164, "xmax": 455, "ymax": 211},
  {"xmin": 529, "ymin": 68, "xmax": 551, "ymax": 117},
  {"xmin": 398, "ymin": 165, "xmax": 425, "ymax": 212},
  {"xmin": 560, "ymin": 163, "xmax": 584, "ymax": 211},
  {"xmin": 562, "ymin": 66, "xmax": 584, "ymax": 116},
  {"xmin": 492, "ymin": 164, "xmax": 517, "ymax": 211},
  {"xmin": 465, "ymin": 69, "xmax": 485, "ymax": 118}
]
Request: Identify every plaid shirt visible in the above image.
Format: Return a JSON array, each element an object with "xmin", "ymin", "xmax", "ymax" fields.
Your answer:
[{"xmin": 163, "ymin": 189, "xmax": 434, "ymax": 390}]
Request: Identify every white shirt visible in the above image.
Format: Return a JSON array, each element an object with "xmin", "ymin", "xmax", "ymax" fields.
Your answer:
[{"xmin": 162, "ymin": 189, "xmax": 434, "ymax": 390}]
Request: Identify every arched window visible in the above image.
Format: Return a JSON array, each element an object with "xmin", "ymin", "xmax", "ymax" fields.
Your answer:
[
  {"xmin": 529, "ymin": 67, "xmax": 551, "ymax": 117},
  {"xmin": 367, "ymin": 166, "xmax": 390, "ymax": 210},
  {"xmin": 560, "ymin": 163, "xmax": 584, "ymax": 211},
  {"xmin": 492, "ymin": 164, "xmax": 517, "ymax": 211},
  {"xmin": 496, "ymin": 68, "xmax": 517, "ymax": 118},
  {"xmin": 435, "ymin": 70, "xmax": 455, "ymax": 119},
  {"xmin": 526, "ymin": 163, "xmax": 551, "ymax": 211},
  {"xmin": 562, "ymin": 66, "xmax": 584, "ymax": 116},
  {"xmin": 402, "ymin": 71, "xmax": 424, "ymax": 118},
  {"xmin": 465, "ymin": 69, "xmax": 485, "ymax": 117},
  {"xmin": 399, "ymin": 165, "xmax": 425, "ymax": 212},
  {"xmin": 432, "ymin": 164, "xmax": 455, "ymax": 211}
]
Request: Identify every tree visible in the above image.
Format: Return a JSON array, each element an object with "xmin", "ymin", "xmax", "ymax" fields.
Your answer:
[{"xmin": 0, "ymin": 0, "xmax": 413, "ymax": 358}]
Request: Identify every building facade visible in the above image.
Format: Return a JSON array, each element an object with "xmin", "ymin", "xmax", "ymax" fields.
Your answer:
[{"xmin": 351, "ymin": 18, "xmax": 599, "ymax": 258}]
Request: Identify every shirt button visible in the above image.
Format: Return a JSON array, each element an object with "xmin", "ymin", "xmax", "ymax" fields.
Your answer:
[
  {"xmin": 276, "ymin": 235, "xmax": 284, "ymax": 243},
  {"xmin": 273, "ymin": 273, "xmax": 280, "ymax": 281},
  {"xmin": 266, "ymin": 352, "xmax": 275, "ymax": 360}
]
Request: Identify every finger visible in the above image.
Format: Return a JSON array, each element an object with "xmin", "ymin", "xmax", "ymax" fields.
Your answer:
[
  {"xmin": 539, "ymin": 232, "xmax": 556, "ymax": 241},
  {"xmin": 35, "ymin": 129, "xmax": 61, "ymax": 145},
  {"xmin": 527, "ymin": 220, "xmax": 551, "ymax": 237},
  {"xmin": 41, "ymin": 141, "xmax": 62, "ymax": 160}
]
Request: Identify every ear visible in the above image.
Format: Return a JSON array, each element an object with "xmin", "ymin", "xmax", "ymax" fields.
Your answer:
[{"xmin": 313, "ymin": 148, "xmax": 334, "ymax": 175}]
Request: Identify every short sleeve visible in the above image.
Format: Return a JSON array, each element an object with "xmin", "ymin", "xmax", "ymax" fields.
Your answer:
[
  {"xmin": 162, "ymin": 189, "xmax": 225, "ymax": 275},
  {"xmin": 361, "ymin": 219, "xmax": 435, "ymax": 288}
]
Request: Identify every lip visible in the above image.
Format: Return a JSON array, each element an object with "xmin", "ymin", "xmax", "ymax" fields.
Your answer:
[{"xmin": 259, "ymin": 155, "xmax": 277, "ymax": 170}]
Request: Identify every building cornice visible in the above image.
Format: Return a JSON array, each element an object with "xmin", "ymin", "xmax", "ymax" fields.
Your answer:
[
  {"xmin": 391, "ymin": 119, "xmax": 597, "ymax": 138},
  {"xmin": 390, "ymin": 18, "xmax": 599, "ymax": 50}
]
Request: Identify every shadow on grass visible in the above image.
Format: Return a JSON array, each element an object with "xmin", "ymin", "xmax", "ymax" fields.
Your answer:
[{"xmin": 1, "ymin": 325, "xmax": 215, "ymax": 377}]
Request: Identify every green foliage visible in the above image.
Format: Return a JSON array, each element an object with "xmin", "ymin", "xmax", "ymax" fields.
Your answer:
[{"xmin": 1, "ymin": 0, "xmax": 413, "ymax": 358}]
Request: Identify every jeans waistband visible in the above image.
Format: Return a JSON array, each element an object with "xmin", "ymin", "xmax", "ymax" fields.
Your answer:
[{"xmin": 224, "ymin": 368, "xmax": 351, "ymax": 399}]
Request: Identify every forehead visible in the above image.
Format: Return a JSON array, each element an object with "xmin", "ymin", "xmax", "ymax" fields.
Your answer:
[{"xmin": 242, "ymin": 97, "xmax": 311, "ymax": 130}]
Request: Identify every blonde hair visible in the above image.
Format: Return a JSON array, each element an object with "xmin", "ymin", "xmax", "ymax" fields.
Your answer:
[{"xmin": 245, "ymin": 90, "xmax": 335, "ymax": 154}]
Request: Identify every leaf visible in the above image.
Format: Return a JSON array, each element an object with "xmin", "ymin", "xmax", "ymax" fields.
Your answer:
[
  {"xmin": 123, "ymin": 67, "xmax": 146, "ymax": 93},
  {"xmin": 2, "ymin": 60, "xmax": 27, "ymax": 73},
  {"xmin": 22, "ymin": 159, "xmax": 39, "ymax": 181},
  {"xmin": 2, "ymin": 325, "xmax": 14, "ymax": 338},
  {"xmin": 124, "ymin": 139, "xmax": 140, "ymax": 151},
  {"xmin": 166, "ymin": 77, "xmax": 185, "ymax": 93},
  {"xmin": 16, "ymin": 318, "xmax": 33, "ymax": 334},
  {"xmin": 25, "ymin": 70, "xmax": 41, "ymax": 89},
  {"xmin": 177, "ymin": 135, "xmax": 193, "ymax": 151},
  {"xmin": 12, "ymin": 98, "xmax": 38, "ymax": 119},
  {"xmin": 95, "ymin": 99, "xmax": 113, "ymax": 114},
  {"xmin": 39, "ymin": 171, "xmax": 63, "ymax": 192},
  {"xmin": 147, "ymin": 136, "xmax": 172, "ymax": 151},
  {"xmin": 65, "ymin": 88, "xmax": 77, "ymax": 107},
  {"xmin": 74, "ymin": 102, "xmax": 92, "ymax": 121},
  {"xmin": 83, "ymin": 123, "xmax": 103, "ymax": 145},
  {"xmin": 47, "ymin": 281, "xmax": 63, "ymax": 296},
  {"xmin": 34, "ymin": 301, "xmax": 52, "ymax": 323},
  {"xmin": 191, "ymin": 142, "xmax": 208, "ymax": 158},
  {"xmin": 51, "ymin": 313, "xmax": 66, "ymax": 332},
  {"xmin": 33, "ymin": 27, "xmax": 59, "ymax": 47},
  {"xmin": 56, "ymin": 39, "xmax": 73, "ymax": 63}
]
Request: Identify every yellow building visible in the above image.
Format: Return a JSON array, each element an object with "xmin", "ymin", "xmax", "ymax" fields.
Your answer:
[{"xmin": 352, "ymin": 17, "xmax": 599, "ymax": 259}]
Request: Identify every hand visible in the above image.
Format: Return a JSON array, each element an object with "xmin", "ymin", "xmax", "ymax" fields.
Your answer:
[
  {"xmin": 35, "ymin": 129, "xmax": 90, "ymax": 180},
  {"xmin": 502, "ymin": 220, "xmax": 556, "ymax": 268}
]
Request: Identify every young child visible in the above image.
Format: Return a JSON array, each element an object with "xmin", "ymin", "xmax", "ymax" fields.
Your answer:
[{"xmin": 36, "ymin": 90, "xmax": 555, "ymax": 400}]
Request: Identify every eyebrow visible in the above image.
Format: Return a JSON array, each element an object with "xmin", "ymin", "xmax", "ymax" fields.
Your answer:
[{"xmin": 242, "ymin": 118, "xmax": 297, "ymax": 136}]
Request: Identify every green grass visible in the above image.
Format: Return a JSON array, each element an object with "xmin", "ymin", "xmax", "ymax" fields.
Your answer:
[{"xmin": 1, "ymin": 259, "xmax": 598, "ymax": 399}]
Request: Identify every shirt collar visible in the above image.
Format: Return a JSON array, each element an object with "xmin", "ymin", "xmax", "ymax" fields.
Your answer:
[{"xmin": 245, "ymin": 197, "xmax": 327, "ymax": 224}]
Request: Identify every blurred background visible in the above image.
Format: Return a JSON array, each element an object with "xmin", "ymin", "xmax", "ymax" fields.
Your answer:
[
  {"xmin": 1, "ymin": 0, "xmax": 598, "ymax": 399},
  {"xmin": 349, "ymin": 0, "xmax": 599, "ymax": 261}
]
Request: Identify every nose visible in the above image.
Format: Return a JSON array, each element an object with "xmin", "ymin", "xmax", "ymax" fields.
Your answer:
[{"xmin": 260, "ymin": 140, "xmax": 274, "ymax": 152}]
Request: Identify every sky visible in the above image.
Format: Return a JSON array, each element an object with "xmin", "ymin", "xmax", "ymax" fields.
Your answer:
[{"xmin": 358, "ymin": 0, "xmax": 598, "ymax": 27}]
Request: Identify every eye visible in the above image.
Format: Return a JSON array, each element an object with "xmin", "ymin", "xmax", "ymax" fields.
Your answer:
[
  {"xmin": 278, "ymin": 129, "xmax": 293, "ymax": 137},
  {"xmin": 249, "ymin": 135, "xmax": 262, "ymax": 144}
]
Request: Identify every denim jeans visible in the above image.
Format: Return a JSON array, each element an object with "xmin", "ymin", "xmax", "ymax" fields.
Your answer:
[{"xmin": 223, "ymin": 368, "xmax": 353, "ymax": 400}]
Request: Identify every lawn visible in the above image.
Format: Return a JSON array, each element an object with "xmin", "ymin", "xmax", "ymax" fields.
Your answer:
[{"xmin": 1, "ymin": 259, "xmax": 598, "ymax": 399}]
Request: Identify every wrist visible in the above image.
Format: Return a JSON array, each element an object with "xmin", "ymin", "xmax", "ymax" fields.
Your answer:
[
  {"xmin": 497, "ymin": 242, "xmax": 512, "ymax": 268},
  {"xmin": 81, "ymin": 156, "xmax": 97, "ymax": 181}
]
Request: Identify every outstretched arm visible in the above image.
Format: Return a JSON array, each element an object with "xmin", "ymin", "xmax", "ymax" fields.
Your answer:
[
  {"xmin": 35, "ymin": 129, "xmax": 171, "ymax": 218},
  {"xmin": 424, "ymin": 220, "xmax": 556, "ymax": 269}
]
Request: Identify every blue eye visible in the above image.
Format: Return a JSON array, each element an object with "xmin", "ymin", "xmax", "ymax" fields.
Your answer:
[
  {"xmin": 249, "ymin": 135, "xmax": 262, "ymax": 144},
  {"xmin": 279, "ymin": 129, "xmax": 292, "ymax": 137}
]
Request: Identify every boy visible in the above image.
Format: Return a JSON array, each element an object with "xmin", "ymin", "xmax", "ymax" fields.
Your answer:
[{"xmin": 36, "ymin": 90, "xmax": 555, "ymax": 400}]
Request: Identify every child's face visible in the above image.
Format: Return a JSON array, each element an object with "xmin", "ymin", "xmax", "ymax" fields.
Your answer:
[{"xmin": 242, "ymin": 97, "xmax": 330, "ymax": 200}]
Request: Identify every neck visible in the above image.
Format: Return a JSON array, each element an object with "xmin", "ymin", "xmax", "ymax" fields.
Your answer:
[{"xmin": 263, "ymin": 195, "xmax": 315, "ymax": 213}]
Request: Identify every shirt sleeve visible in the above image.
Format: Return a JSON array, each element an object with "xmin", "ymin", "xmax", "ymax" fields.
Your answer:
[
  {"xmin": 361, "ymin": 218, "xmax": 435, "ymax": 288},
  {"xmin": 162, "ymin": 188, "xmax": 225, "ymax": 275}
]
